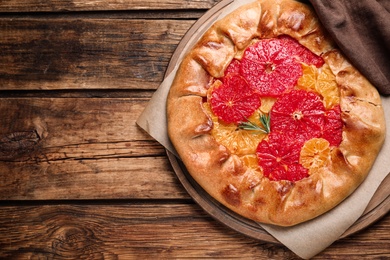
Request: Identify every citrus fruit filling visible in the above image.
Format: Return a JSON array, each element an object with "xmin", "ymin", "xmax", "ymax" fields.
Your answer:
[
  {"xmin": 238, "ymin": 35, "xmax": 324, "ymax": 96},
  {"xmin": 256, "ymin": 132, "xmax": 309, "ymax": 181},
  {"xmin": 203, "ymin": 35, "xmax": 343, "ymax": 182},
  {"xmin": 300, "ymin": 138, "xmax": 331, "ymax": 175},
  {"xmin": 210, "ymin": 75, "xmax": 261, "ymax": 124},
  {"xmin": 270, "ymin": 89, "xmax": 325, "ymax": 143}
]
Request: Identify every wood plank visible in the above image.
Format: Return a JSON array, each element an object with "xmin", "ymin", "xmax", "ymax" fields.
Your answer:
[
  {"xmin": 0, "ymin": 204, "xmax": 388, "ymax": 259},
  {"xmin": 0, "ymin": 97, "xmax": 156, "ymax": 160},
  {"xmin": 0, "ymin": 18, "xmax": 194, "ymax": 90},
  {"xmin": 0, "ymin": 97, "xmax": 189, "ymax": 200},
  {"xmin": 0, "ymin": 157, "xmax": 188, "ymax": 200},
  {"xmin": 0, "ymin": 0, "xmax": 220, "ymax": 12},
  {"xmin": 0, "ymin": 10, "xmax": 207, "ymax": 20}
]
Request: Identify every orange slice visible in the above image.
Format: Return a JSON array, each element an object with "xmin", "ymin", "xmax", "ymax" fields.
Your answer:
[
  {"xmin": 203, "ymin": 103, "xmax": 266, "ymax": 155},
  {"xmin": 299, "ymin": 138, "xmax": 330, "ymax": 174},
  {"xmin": 297, "ymin": 64, "xmax": 318, "ymax": 92},
  {"xmin": 259, "ymin": 97, "xmax": 276, "ymax": 114},
  {"xmin": 317, "ymin": 64, "xmax": 340, "ymax": 109},
  {"xmin": 297, "ymin": 64, "xmax": 340, "ymax": 109}
]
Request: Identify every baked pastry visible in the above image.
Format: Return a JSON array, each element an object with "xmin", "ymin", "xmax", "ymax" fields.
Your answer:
[{"xmin": 167, "ymin": 0, "xmax": 385, "ymax": 226}]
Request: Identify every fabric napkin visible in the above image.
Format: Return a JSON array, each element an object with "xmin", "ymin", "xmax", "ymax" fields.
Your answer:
[
  {"xmin": 309, "ymin": 0, "xmax": 390, "ymax": 95},
  {"xmin": 136, "ymin": 0, "xmax": 390, "ymax": 258}
]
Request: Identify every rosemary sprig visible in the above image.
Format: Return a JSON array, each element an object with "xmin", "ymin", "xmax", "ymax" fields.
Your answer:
[
  {"xmin": 238, "ymin": 114, "xmax": 270, "ymax": 134},
  {"xmin": 259, "ymin": 114, "xmax": 271, "ymax": 133}
]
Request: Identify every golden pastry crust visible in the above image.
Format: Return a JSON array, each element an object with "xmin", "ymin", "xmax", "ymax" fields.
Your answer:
[{"xmin": 167, "ymin": 0, "xmax": 385, "ymax": 226}]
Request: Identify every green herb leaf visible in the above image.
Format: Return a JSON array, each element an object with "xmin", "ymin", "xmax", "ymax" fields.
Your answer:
[
  {"xmin": 237, "ymin": 113, "xmax": 270, "ymax": 134},
  {"xmin": 259, "ymin": 114, "xmax": 271, "ymax": 133}
]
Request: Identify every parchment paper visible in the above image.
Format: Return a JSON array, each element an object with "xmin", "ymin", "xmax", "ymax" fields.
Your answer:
[{"xmin": 136, "ymin": 0, "xmax": 390, "ymax": 258}]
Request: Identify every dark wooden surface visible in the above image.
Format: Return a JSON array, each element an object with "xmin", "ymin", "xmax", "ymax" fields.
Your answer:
[{"xmin": 0, "ymin": 1, "xmax": 389, "ymax": 258}]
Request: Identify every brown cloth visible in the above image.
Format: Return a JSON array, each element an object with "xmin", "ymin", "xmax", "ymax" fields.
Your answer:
[{"xmin": 308, "ymin": 0, "xmax": 390, "ymax": 95}]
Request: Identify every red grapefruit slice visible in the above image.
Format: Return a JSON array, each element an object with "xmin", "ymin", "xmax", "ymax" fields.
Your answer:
[
  {"xmin": 323, "ymin": 105, "xmax": 343, "ymax": 146},
  {"xmin": 210, "ymin": 75, "xmax": 261, "ymax": 124},
  {"xmin": 256, "ymin": 132, "xmax": 309, "ymax": 181},
  {"xmin": 240, "ymin": 38, "xmax": 302, "ymax": 96},
  {"xmin": 270, "ymin": 89, "xmax": 325, "ymax": 143}
]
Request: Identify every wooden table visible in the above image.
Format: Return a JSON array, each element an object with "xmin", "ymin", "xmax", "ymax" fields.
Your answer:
[{"xmin": 0, "ymin": 1, "xmax": 389, "ymax": 258}]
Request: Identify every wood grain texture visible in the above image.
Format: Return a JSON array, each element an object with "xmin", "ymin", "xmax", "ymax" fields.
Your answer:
[
  {"xmin": 0, "ymin": 157, "xmax": 189, "ymax": 200},
  {"xmin": 0, "ymin": 97, "xmax": 156, "ymax": 160},
  {"xmin": 0, "ymin": 18, "xmax": 193, "ymax": 90},
  {"xmin": 0, "ymin": 204, "xmax": 388, "ymax": 259},
  {"xmin": 0, "ymin": 1, "xmax": 388, "ymax": 258},
  {"xmin": 0, "ymin": 97, "xmax": 191, "ymax": 200},
  {"xmin": 0, "ymin": 0, "xmax": 220, "ymax": 12}
]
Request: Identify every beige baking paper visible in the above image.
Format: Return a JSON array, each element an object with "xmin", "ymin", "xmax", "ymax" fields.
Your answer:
[{"xmin": 136, "ymin": 0, "xmax": 390, "ymax": 258}]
